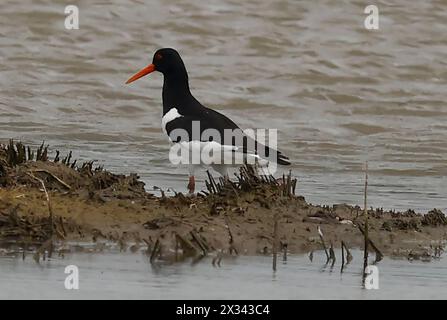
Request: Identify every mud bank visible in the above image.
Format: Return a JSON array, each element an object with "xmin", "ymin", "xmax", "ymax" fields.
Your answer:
[{"xmin": 0, "ymin": 141, "xmax": 446, "ymax": 262}]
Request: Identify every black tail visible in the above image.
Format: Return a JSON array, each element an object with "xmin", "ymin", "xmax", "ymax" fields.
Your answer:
[
  {"xmin": 239, "ymin": 135, "xmax": 291, "ymax": 166},
  {"xmin": 276, "ymin": 150, "xmax": 291, "ymax": 166},
  {"xmin": 260, "ymin": 144, "xmax": 291, "ymax": 166}
]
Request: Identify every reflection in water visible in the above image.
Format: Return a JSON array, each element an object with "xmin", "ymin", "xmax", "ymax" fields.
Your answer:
[
  {"xmin": 0, "ymin": 1, "xmax": 446, "ymax": 211},
  {"xmin": 0, "ymin": 250, "xmax": 446, "ymax": 299}
]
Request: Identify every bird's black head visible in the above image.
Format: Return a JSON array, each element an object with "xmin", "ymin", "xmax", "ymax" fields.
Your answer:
[
  {"xmin": 152, "ymin": 48, "xmax": 186, "ymax": 75},
  {"xmin": 126, "ymin": 48, "xmax": 187, "ymax": 84}
]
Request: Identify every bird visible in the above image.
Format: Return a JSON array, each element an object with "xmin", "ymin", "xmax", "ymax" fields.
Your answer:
[{"xmin": 125, "ymin": 48, "xmax": 290, "ymax": 193}]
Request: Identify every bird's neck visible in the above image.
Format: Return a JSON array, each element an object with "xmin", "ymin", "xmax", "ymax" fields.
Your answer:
[{"xmin": 162, "ymin": 72, "xmax": 193, "ymax": 115}]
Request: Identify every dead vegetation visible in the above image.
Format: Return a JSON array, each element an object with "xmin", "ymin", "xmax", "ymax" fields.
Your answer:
[
  {"xmin": 0, "ymin": 139, "xmax": 148, "ymax": 200},
  {"xmin": 204, "ymin": 165, "xmax": 297, "ymax": 200},
  {"xmin": 0, "ymin": 203, "xmax": 86, "ymax": 262},
  {"xmin": 421, "ymin": 209, "xmax": 447, "ymax": 227},
  {"xmin": 0, "ymin": 140, "xmax": 446, "ymax": 265},
  {"xmin": 0, "ymin": 205, "xmax": 53, "ymax": 243},
  {"xmin": 0, "ymin": 140, "xmax": 148, "ymax": 261}
]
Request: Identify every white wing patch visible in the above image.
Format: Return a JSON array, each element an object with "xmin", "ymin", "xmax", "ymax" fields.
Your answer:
[
  {"xmin": 177, "ymin": 141, "xmax": 268, "ymax": 167},
  {"xmin": 162, "ymin": 107, "xmax": 183, "ymax": 135}
]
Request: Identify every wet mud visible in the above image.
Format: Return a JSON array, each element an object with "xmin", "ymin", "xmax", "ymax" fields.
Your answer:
[{"xmin": 0, "ymin": 141, "xmax": 445, "ymax": 263}]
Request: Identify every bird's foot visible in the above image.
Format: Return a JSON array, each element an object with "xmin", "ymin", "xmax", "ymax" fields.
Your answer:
[{"xmin": 187, "ymin": 176, "xmax": 195, "ymax": 194}]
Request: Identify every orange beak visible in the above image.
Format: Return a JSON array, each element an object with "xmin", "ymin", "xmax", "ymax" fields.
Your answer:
[{"xmin": 125, "ymin": 63, "xmax": 156, "ymax": 84}]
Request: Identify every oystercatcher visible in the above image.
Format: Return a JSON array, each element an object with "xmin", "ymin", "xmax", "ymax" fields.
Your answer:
[{"xmin": 126, "ymin": 48, "xmax": 290, "ymax": 193}]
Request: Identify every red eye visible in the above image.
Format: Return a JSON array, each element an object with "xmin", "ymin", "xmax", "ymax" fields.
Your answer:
[{"xmin": 155, "ymin": 53, "xmax": 163, "ymax": 60}]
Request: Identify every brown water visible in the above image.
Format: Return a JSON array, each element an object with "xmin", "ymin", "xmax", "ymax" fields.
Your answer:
[{"xmin": 0, "ymin": 0, "xmax": 446, "ymax": 211}]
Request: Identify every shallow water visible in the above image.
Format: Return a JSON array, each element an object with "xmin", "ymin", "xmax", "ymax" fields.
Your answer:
[
  {"xmin": 0, "ymin": 0, "xmax": 446, "ymax": 211},
  {"xmin": 0, "ymin": 250, "xmax": 446, "ymax": 299}
]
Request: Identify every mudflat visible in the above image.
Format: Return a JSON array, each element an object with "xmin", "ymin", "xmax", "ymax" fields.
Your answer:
[{"xmin": 1, "ymin": 141, "xmax": 445, "ymax": 262}]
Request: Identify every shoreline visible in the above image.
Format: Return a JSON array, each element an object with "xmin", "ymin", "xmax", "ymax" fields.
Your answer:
[{"xmin": 0, "ymin": 141, "xmax": 446, "ymax": 263}]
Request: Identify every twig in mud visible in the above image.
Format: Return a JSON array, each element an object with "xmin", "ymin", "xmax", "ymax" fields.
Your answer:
[
  {"xmin": 197, "ymin": 233, "xmax": 212, "ymax": 252},
  {"xmin": 143, "ymin": 238, "xmax": 152, "ymax": 256},
  {"xmin": 346, "ymin": 245, "xmax": 353, "ymax": 264},
  {"xmin": 434, "ymin": 242, "xmax": 445, "ymax": 258},
  {"xmin": 175, "ymin": 233, "xmax": 199, "ymax": 257},
  {"xmin": 272, "ymin": 212, "xmax": 279, "ymax": 272},
  {"xmin": 26, "ymin": 173, "xmax": 53, "ymax": 223},
  {"xmin": 329, "ymin": 241, "xmax": 336, "ymax": 269},
  {"xmin": 59, "ymin": 216, "xmax": 67, "ymax": 238},
  {"xmin": 190, "ymin": 230, "xmax": 208, "ymax": 256},
  {"xmin": 150, "ymin": 238, "xmax": 161, "ymax": 264},
  {"xmin": 224, "ymin": 215, "xmax": 238, "ymax": 255},
  {"xmin": 31, "ymin": 169, "xmax": 72, "ymax": 190},
  {"xmin": 329, "ymin": 241, "xmax": 336, "ymax": 262},
  {"xmin": 205, "ymin": 170, "xmax": 218, "ymax": 194},
  {"xmin": 212, "ymin": 252, "xmax": 223, "ymax": 267},
  {"xmin": 357, "ymin": 224, "xmax": 383, "ymax": 263},
  {"xmin": 191, "ymin": 254, "xmax": 206, "ymax": 265},
  {"xmin": 317, "ymin": 226, "xmax": 330, "ymax": 262},
  {"xmin": 61, "ymin": 151, "xmax": 72, "ymax": 166},
  {"xmin": 54, "ymin": 150, "xmax": 60, "ymax": 162},
  {"xmin": 33, "ymin": 239, "xmax": 53, "ymax": 264},
  {"xmin": 283, "ymin": 170, "xmax": 295, "ymax": 197},
  {"xmin": 174, "ymin": 235, "xmax": 179, "ymax": 262},
  {"xmin": 341, "ymin": 241, "xmax": 353, "ymax": 264},
  {"xmin": 26, "ymin": 172, "xmax": 54, "ymax": 257},
  {"xmin": 53, "ymin": 227, "xmax": 66, "ymax": 240},
  {"xmin": 36, "ymin": 141, "xmax": 48, "ymax": 161},
  {"xmin": 282, "ymin": 242, "xmax": 288, "ymax": 262},
  {"xmin": 22, "ymin": 238, "xmax": 30, "ymax": 261},
  {"xmin": 362, "ymin": 161, "xmax": 370, "ymax": 285},
  {"xmin": 118, "ymin": 234, "xmax": 127, "ymax": 252}
]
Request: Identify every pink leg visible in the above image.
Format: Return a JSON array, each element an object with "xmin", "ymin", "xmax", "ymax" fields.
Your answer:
[{"xmin": 187, "ymin": 176, "xmax": 195, "ymax": 194}]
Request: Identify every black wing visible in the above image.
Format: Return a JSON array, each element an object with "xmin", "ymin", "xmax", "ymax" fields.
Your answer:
[{"xmin": 165, "ymin": 107, "xmax": 290, "ymax": 165}]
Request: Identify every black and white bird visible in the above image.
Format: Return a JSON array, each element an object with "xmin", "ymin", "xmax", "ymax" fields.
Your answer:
[{"xmin": 126, "ymin": 48, "xmax": 290, "ymax": 193}]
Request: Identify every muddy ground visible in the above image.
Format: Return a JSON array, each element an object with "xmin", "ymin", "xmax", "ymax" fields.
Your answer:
[{"xmin": 0, "ymin": 140, "xmax": 446, "ymax": 263}]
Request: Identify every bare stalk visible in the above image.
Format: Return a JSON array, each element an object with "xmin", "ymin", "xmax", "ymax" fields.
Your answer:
[
  {"xmin": 272, "ymin": 212, "xmax": 279, "ymax": 272},
  {"xmin": 27, "ymin": 172, "xmax": 54, "ymax": 259},
  {"xmin": 362, "ymin": 161, "xmax": 369, "ymax": 284},
  {"xmin": 318, "ymin": 226, "xmax": 330, "ymax": 262}
]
